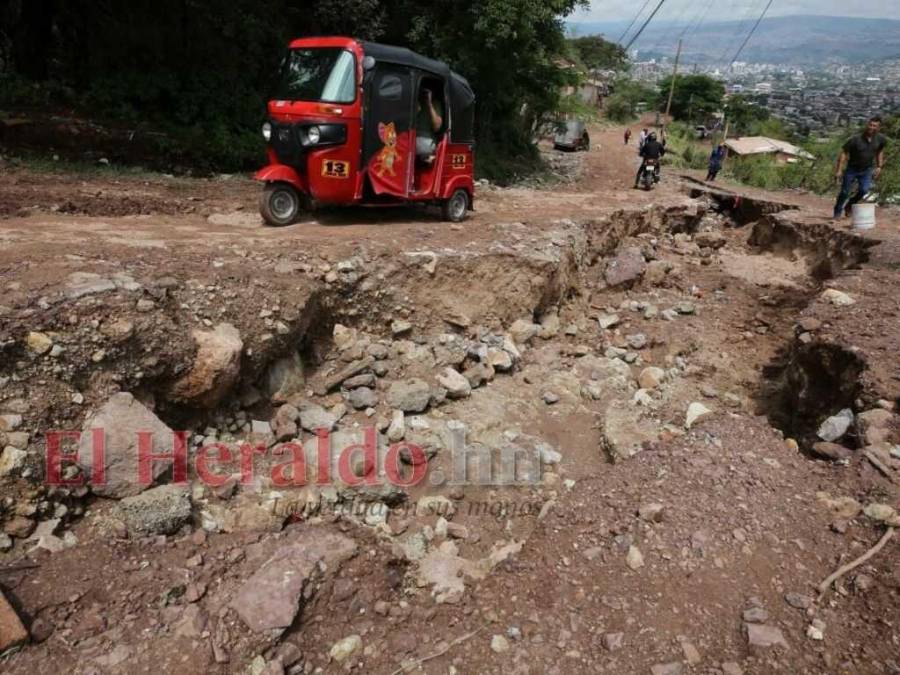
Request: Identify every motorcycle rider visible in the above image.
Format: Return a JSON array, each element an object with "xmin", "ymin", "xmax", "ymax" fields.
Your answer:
[{"xmin": 634, "ymin": 131, "xmax": 666, "ymax": 188}]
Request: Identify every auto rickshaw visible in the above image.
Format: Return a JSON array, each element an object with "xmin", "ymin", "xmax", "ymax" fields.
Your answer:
[{"xmin": 256, "ymin": 37, "xmax": 476, "ymax": 226}]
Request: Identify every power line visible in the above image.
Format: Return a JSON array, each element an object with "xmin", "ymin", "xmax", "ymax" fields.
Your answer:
[
  {"xmin": 728, "ymin": 0, "xmax": 775, "ymax": 64},
  {"xmin": 716, "ymin": 0, "xmax": 765, "ymax": 66},
  {"xmin": 618, "ymin": 0, "xmax": 654, "ymax": 45},
  {"xmin": 625, "ymin": 0, "xmax": 669, "ymax": 51}
]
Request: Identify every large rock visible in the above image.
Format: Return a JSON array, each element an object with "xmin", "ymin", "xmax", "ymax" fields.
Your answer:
[
  {"xmin": 811, "ymin": 442, "xmax": 853, "ymax": 461},
  {"xmin": 437, "ymin": 368, "xmax": 471, "ymax": 399},
  {"xmin": 78, "ymin": 393, "xmax": 174, "ymax": 499},
  {"xmin": 745, "ymin": 623, "xmax": 788, "ymax": 652},
  {"xmin": 297, "ymin": 402, "xmax": 337, "ymax": 433},
  {"xmin": 605, "ymin": 247, "xmax": 646, "ymax": 288},
  {"xmin": 387, "ymin": 379, "xmax": 431, "ymax": 413},
  {"xmin": 170, "ymin": 323, "xmax": 242, "ymax": 408},
  {"xmin": 857, "ymin": 409, "xmax": 895, "ymax": 445},
  {"xmin": 231, "ymin": 531, "xmax": 357, "ymax": 634},
  {"xmin": 115, "ymin": 484, "xmax": 192, "ymax": 536},
  {"xmin": 817, "ymin": 409, "xmax": 854, "ymax": 442},
  {"xmin": 0, "ymin": 589, "xmax": 28, "ymax": 653},
  {"xmin": 270, "ymin": 404, "xmax": 300, "ymax": 442},
  {"xmin": 602, "ymin": 404, "xmax": 658, "ymax": 462},
  {"xmin": 266, "ymin": 352, "xmax": 306, "ymax": 402}
]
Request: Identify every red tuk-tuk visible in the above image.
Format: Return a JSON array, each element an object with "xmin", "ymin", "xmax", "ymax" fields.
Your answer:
[{"xmin": 256, "ymin": 37, "xmax": 476, "ymax": 226}]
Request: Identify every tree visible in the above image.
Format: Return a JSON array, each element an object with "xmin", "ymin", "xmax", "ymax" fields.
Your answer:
[
  {"xmin": 567, "ymin": 36, "xmax": 628, "ymax": 71},
  {"xmin": 657, "ymin": 74, "xmax": 724, "ymax": 122}
]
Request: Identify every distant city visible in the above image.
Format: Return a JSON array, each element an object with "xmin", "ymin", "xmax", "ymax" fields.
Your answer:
[{"xmin": 629, "ymin": 55, "xmax": 900, "ymax": 135}]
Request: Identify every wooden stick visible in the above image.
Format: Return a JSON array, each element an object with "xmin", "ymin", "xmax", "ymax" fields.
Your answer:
[
  {"xmin": 818, "ymin": 527, "xmax": 895, "ymax": 597},
  {"xmin": 390, "ymin": 624, "xmax": 487, "ymax": 675}
]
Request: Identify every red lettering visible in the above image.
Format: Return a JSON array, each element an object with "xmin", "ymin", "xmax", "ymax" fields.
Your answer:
[
  {"xmin": 270, "ymin": 442, "xmax": 307, "ymax": 487},
  {"xmin": 385, "ymin": 442, "xmax": 428, "ymax": 487},
  {"xmin": 137, "ymin": 431, "xmax": 188, "ymax": 485},
  {"xmin": 195, "ymin": 443, "xmax": 233, "ymax": 487}
]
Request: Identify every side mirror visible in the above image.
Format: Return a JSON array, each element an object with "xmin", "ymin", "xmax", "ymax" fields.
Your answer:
[{"xmin": 363, "ymin": 56, "xmax": 376, "ymax": 71}]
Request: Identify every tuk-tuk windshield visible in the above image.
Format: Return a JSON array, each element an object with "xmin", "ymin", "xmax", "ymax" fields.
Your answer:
[{"xmin": 276, "ymin": 48, "xmax": 357, "ymax": 104}]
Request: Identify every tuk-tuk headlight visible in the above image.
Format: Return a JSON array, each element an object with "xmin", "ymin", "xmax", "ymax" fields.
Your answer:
[
  {"xmin": 262, "ymin": 122, "xmax": 272, "ymax": 142},
  {"xmin": 307, "ymin": 126, "xmax": 321, "ymax": 145}
]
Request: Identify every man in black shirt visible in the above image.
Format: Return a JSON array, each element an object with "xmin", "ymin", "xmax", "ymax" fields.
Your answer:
[
  {"xmin": 634, "ymin": 132, "xmax": 666, "ymax": 188},
  {"xmin": 833, "ymin": 116, "xmax": 887, "ymax": 219}
]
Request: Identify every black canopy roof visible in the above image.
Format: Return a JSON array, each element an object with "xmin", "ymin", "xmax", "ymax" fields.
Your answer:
[{"xmin": 360, "ymin": 41, "xmax": 474, "ymax": 108}]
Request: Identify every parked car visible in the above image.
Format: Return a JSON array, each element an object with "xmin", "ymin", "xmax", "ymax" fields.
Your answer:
[{"xmin": 553, "ymin": 120, "xmax": 590, "ymax": 152}]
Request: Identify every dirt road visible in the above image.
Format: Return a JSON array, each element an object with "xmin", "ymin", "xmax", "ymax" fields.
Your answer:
[{"xmin": 1, "ymin": 127, "xmax": 899, "ymax": 674}]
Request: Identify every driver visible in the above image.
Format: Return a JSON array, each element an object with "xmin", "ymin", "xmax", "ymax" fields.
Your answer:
[
  {"xmin": 634, "ymin": 132, "xmax": 666, "ymax": 188},
  {"xmin": 416, "ymin": 85, "xmax": 443, "ymax": 165}
]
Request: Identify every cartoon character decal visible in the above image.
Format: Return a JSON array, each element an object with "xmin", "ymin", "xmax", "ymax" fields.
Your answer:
[{"xmin": 374, "ymin": 122, "xmax": 400, "ymax": 177}]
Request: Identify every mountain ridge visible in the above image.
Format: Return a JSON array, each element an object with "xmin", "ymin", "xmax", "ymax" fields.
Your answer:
[{"xmin": 567, "ymin": 15, "xmax": 900, "ymax": 65}]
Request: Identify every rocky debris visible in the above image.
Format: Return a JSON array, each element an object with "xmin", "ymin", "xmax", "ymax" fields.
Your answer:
[
  {"xmin": 437, "ymin": 367, "xmax": 471, "ymax": 399},
  {"xmin": 598, "ymin": 313, "xmax": 621, "ymax": 330},
  {"xmin": 605, "ymin": 246, "xmax": 646, "ymax": 288},
  {"xmin": 345, "ymin": 386, "xmax": 378, "ymax": 410},
  {"xmin": 315, "ymin": 357, "xmax": 375, "ymax": 396},
  {"xmin": 810, "ymin": 442, "xmax": 853, "ymax": 461},
  {"xmin": 330, "ymin": 634, "xmax": 362, "ymax": 663},
  {"xmin": 0, "ymin": 589, "xmax": 28, "ymax": 652},
  {"xmin": 722, "ymin": 663, "xmax": 744, "ymax": 675},
  {"xmin": 650, "ymin": 663, "xmax": 684, "ymax": 675},
  {"xmin": 745, "ymin": 623, "xmax": 789, "ymax": 652},
  {"xmin": 638, "ymin": 502, "xmax": 665, "ymax": 523},
  {"xmin": 638, "ymin": 367, "xmax": 666, "ymax": 390},
  {"xmin": 231, "ymin": 530, "xmax": 357, "ymax": 634},
  {"xmin": 510, "ymin": 319, "xmax": 541, "ymax": 345},
  {"xmin": 170, "ymin": 323, "xmax": 242, "ymax": 408},
  {"xmin": 857, "ymin": 409, "xmax": 895, "ymax": 445},
  {"xmin": 695, "ymin": 230, "xmax": 726, "ymax": 249},
  {"xmin": 542, "ymin": 391, "xmax": 560, "ymax": 405},
  {"xmin": 114, "ymin": 484, "xmax": 192, "ymax": 536},
  {"xmin": 266, "ymin": 353, "xmax": 306, "ymax": 401},
  {"xmin": 603, "ymin": 633, "xmax": 624, "ymax": 652},
  {"xmin": 270, "ymin": 404, "xmax": 299, "ymax": 442},
  {"xmin": 625, "ymin": 545, "xmax": 644, "ymax": 570},
  {"xmin": 387, "ymin": 379, "xmax": 431, "ymax": 413},
  {"xmin": 863, "ymin": 503, "xmax": 897, "ymax": 523},
  {"xmin": 25, "ymin": 331, "xmax": 53, "ymax": 355},
  {"xmin": 297, "ymin": 402, "xmax": 337, "ymax": 433},
  {"xmin": 821, "ymin": 288, "xmax": 855, "ymax": 307},
  {"xmin": 78, "ymin": 392, "xmax": 174, "ymax": 499},
  {"xmin": 0, "ymin": 414, "xmax": 23, "ymax": 432},
  {"xmin": 391, "ymin": 319, "xmax": 412, "ymax": 337},
  {"xmin": 0, "ymin": 446, "xmax": 27, "ymax": 477},
  {"xmin": 685, "ymin": 402, "xmax": 714, "ymax": 430},
  {"xmin": 387, "ymin": 410, "xmax": 405, "ymax": 442},
  {"xmin": 625, "ymin": 333, "xmax": 648, "ymax": 350},
  {"xmin": 490, "ymin": 634, "xmax": 510, "ymax": 653},
  {"xmin": 817, "ymin": 409, "xmax": 854, "ymax": 442}
]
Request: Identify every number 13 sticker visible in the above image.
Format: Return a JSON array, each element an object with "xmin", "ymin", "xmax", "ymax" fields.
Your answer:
[{"xmin": 322, "ymin": 160, "xmax": 350, "ymax": 179}]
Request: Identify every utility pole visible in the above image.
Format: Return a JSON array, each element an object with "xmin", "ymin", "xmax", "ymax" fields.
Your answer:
[{"xmin": 664, "ymin": 38, "xmax": 683, "ymax": 122}]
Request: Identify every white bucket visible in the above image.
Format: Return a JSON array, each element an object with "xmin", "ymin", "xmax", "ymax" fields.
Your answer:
[{"xmin": 851, "ymin": 203, "xmax": 876, "ymax": 230}]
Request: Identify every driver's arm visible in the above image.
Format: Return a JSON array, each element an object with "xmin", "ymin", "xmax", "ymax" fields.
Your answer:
[{"xmin": 428, "ymin": 99, "xmax": 442, "ymax": 133}]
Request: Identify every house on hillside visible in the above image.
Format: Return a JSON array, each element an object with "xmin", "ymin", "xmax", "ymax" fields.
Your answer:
[{"xmin": 724, "ymin": 136, "xmax": 814, "ymax": 164}]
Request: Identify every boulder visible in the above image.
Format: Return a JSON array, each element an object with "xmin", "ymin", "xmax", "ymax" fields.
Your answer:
[
  {"xmin": 438, "ymin": 368, "xmax": 471, "ymax": 399},
  {"xmin": 821, "ymin": 288, "xmax": 855, "ymax": 307},
  {"xmin": 271, "ymin": 404, "xmax": 300, "ymax": 442},
  {"xmin": 78, "ymin": 392, "xmax": 174, "ymax": 499},
  {"xmin": 817, "ymin": 409, "xmax": 854, "ymax": 442},
  {"xmin": 115, "ymin": 484, "xmax": 192, "ymax": 536},
  {"xmin": 296, "ymin": 402, "xmax": 337, "ymax": 433},
  {"xmin": 231, "ymin": 531, "xmax": 357, "ymax": 633},
  {"xmin": 605, "ymin": 247, "xmax": 646, "ymax": 288},
  {"xmin": 387, "ymin": 379, "xmax": 432, "ymax": 413},
  {"xmin": 0, "ymin": 589, "xmax": 28, "ymax": 653},
  {"xmin": 638, "ymin": 367, "xmax": 666, "ymax": 390},
  {"xmin": 685, "ymin": 402, "xmax": 714, "ymax": 429},
  {"xmin": 510, "ymin": 319, "xmax": 541, "ymax": 345},
  {"xmin": 810, "ymin": 442, "xmax": 853, "ymax": 461},
  {"xmin": 170, "ymin": 323, "xmax": 242, "ymax": 408},
  {"xmin": 857, "ymin": 409, "xmax": 895, "ymax": 445}
]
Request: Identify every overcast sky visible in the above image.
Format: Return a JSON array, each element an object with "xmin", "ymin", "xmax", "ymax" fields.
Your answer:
[{"xmin": 571, "ymin": 0, "xmax": 900, "ymax": 23}]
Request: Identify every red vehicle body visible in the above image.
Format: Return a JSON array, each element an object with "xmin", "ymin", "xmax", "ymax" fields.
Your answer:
[{"xmin": 255, "ymin": 37, "xmax": 476, "ymax": 226}]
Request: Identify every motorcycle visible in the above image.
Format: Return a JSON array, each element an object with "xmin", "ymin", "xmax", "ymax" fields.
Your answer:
[{"xmin": 640, "ymin": 158, "xmax": 659, "ymax": 191}]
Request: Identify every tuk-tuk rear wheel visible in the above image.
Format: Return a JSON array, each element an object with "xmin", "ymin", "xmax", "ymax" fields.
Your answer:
[
  {"xmin": 260, "ymin": 182, "xmax": 304, "ymax": 227},
  {"xmin": 442, "ymin": 189, "xmax": 469, "ymax": 223}
]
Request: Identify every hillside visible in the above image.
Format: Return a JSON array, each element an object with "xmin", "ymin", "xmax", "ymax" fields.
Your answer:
[{"xmin": 569, "ymin": 15, "xmax": 900, "ymax": 65}]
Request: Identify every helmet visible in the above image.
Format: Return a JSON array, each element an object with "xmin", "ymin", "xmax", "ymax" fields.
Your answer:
[{"xmin": 648, "ymin": 132, "xmax": 657, "ymax": 141}]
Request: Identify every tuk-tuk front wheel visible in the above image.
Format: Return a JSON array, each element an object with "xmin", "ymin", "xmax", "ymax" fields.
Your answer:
[
  {"xmin": 260, "ymin": 182, "xmax": 304, "ymax": 227},
  {"xmin": 442, "ymin": 189, "xmax": 469, "ymax": 223}
]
